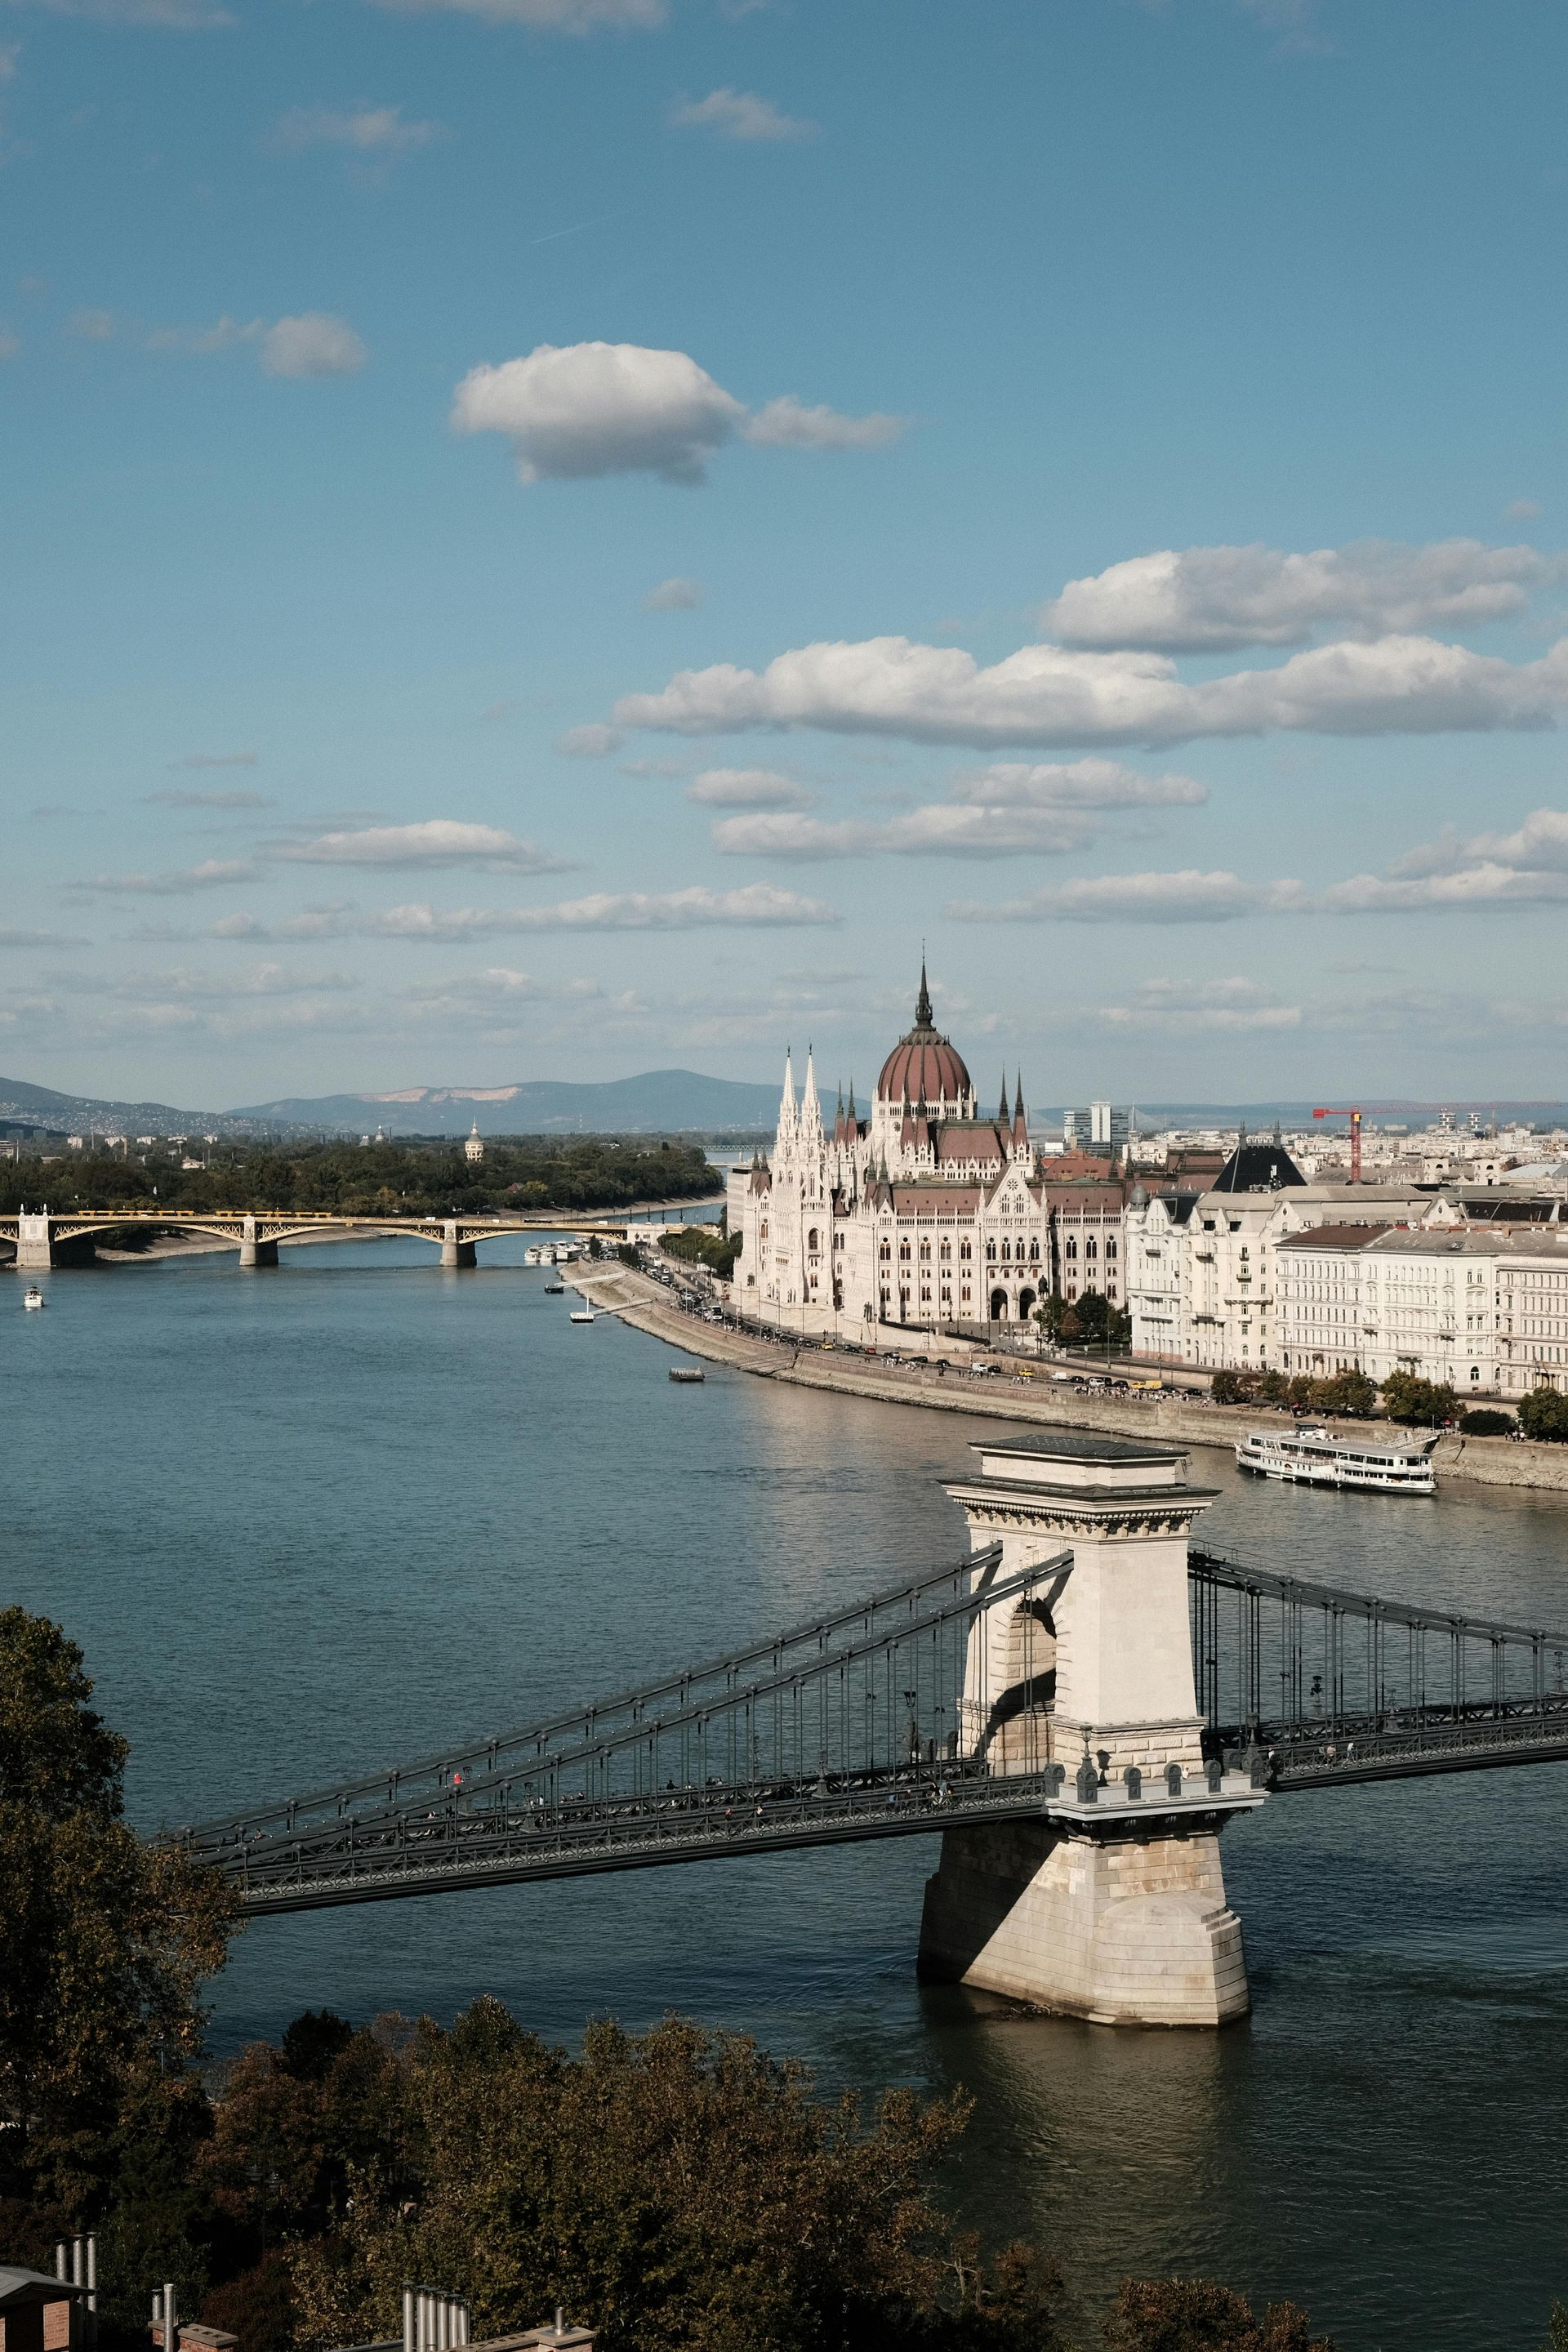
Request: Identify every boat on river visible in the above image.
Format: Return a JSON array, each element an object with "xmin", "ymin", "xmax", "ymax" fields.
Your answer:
[
  {"xmin": 669, "ymin": 1365, "xmax": 705, "ymax": 1383},
  {"xmin": 23, "ymin": 1286, "xmax": 45, "ymax": 1311},
  {"xmin": 568, "ymin": 1308, "xmax": 595, "ymax": 1325},
  {"xmin": 1235, "ymin": 1423, "xmax": 1438, "ymax": 1494}
]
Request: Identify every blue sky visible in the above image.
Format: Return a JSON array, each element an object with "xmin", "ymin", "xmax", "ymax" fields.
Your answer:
[{"xmin": 3, "ymin": 0, "xmax": 1568, "ymax": 1109}]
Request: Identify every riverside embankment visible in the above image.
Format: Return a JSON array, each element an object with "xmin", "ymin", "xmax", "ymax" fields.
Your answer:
[{"xmin": 572, "ymin": 1263, "xmax": 1568, "ymax": 1497}]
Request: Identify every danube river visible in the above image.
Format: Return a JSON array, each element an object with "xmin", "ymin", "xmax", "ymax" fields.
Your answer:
[{"xmin": 7, "ymin": 1239, "xmax": 1567, "ymax": 2349}]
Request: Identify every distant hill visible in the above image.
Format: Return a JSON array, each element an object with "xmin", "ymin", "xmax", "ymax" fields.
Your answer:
[
  {"xmin": 228, "ymin": 1069, "xmax": 781, "ymax": 1136},
  {"xmin": 0, "ymin": 1076, "xmax": 235, "ymax": 1137}
]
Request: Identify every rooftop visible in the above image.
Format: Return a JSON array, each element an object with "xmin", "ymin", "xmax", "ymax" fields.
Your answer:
[{"xmin": 970, "ymin": 1432, "xmax": 1187, "ymax": 1463}]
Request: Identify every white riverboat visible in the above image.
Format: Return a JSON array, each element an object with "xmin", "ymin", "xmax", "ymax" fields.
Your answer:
[
  {"xmin": 23, "ymin": 1286, "xmax": 46, "ymax": 1311},
  {"xmin": 1235, "ymin": 1423, "xmax": 1438, "ymax": 1494}
]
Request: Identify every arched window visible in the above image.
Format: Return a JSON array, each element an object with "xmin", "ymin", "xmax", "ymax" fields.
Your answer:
[
  {"xmin": 1001, "ymin": 1240, "xmax": 1012, "ymax": 1262},
  {"xmin": 879, "ymin": 1240, "xmax": 891, "ymax": 1262},
  {"xmin": 1086, "ymin": 1237, "xmax": 1098, "ymax": 1261},
  {"xmin": 920, "ymin": 1240, "xmax": 930, "ymax": 1262},
  {"xmin": 1066, "ymin": 1236, "xmax": 1077, "ymax": 1261},
  {"xmin": 1107, "ymin": 1237, "xmax": 1117, "ymax": 1260},
  {"xmin": 807, "ymin": 1227, "xmax": 818, "ymax": 1252},
  {"xmin": 986, "ymin": 1240, "xmax": 996, "ymax": 1262},
  {"xmin": 1029, "ymin": 1237, "xmax": 1040, "ymax": 1261},
  {"xmin": 960, "ymin": 1240, "xmax": 972, "ymax": 1261},
  {"xmin": 899, "ymin": 1239, "xmax": 911, "ymax": 1260},
  {"xmin": 940, "ymin": 1238, "xmax": 951, "ymax": 1260}
]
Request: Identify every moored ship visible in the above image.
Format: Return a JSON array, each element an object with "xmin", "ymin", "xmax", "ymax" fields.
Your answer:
[{"xmin": 1235, "ymin": 1423, "xmax": 1438, "ymax": 1494}]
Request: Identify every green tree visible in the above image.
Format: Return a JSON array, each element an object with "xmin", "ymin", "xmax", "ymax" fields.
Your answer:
[
  {"xmin": 1312, "ymin": 1370, "xmax": 1378, "ymax": 1419},
  {"xmin": 1210, "ymin": 1370, "xmax": 1253, "ymax": 1405},
  {"xmin": 277, "ymin": 2002, "xmax": 1064, "ymax": 2352},
  {"xmin": 1517, "ymin": 1388, "xmax": 1568, "ymax": 1442},
  {"xmin": 0, "ymin": 1610, "xmax": 235, "ymax": 2227},
  {"xmin": 1104, "ymin": 2276, "xmax": 1334, "ymax": 2352},
  {"xmin": 1459, "ymin": 1408, "xmax": 1515, "ymax": 1437},
  {"xmin": 1380, "ymin": 1373, "xmax": 1458, "ymax": 1426}
]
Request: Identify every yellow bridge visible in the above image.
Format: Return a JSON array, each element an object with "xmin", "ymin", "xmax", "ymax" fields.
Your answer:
[{"xmin": 0, "ymin": 1206, "xmax": 676, "ymax": 1270}]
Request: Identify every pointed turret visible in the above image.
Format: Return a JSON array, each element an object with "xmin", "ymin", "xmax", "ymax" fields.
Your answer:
[
  {"xmin": 1013, "ymin": 1074, "xmax": 1027, "ymax": 1149},
  {"xmin": 846, "ymin": 1077, "xmax": 858, "ymax": 1134},
  {"xmin": 915, "ymin": 955, "xmax": 933, "ymax": 1031},
  {"xmin": 834, "ymin": 1084, "xmax": 845, "ymax": 1146},
  {"xmin": 801, "ymin": 1045, "xmax": 822, "ymax": 1136},
  {"xmin": 998, "ymin": 1070, "xmax": 1009, "ymax": 1125},
  {"xmin": 777, "ymin": 1049, "xmax": 797, "ymax": 1140}
]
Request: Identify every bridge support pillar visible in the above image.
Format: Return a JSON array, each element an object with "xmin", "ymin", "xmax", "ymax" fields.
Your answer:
[
  {"xmin": 918, "ymin": 1816, "xmax": 1249, "ymax": 2026},
  {"xmin": 927, "ymin": 1431, "xmax": 1258, "ymax": 2026},
  {"xmin": 440, "ymin": 1224, "xmax": 476, "ymax": 1269},
  {"xmin": 14, "ymin": 1211, "xmax": 55, "ymax": 1270},
  {"xmin": 239, "ymin": 1218, "xmax": 278, "ymax": 1269}
]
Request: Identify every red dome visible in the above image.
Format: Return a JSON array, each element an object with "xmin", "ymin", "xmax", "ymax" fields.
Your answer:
[{"xmin": 875, "ymin": 968, "xmax": 973, "ymax": 1105}]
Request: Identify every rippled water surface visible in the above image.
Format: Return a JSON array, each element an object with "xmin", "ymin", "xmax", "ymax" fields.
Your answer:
[{"xmin": 6, "ymin": 1241, "xmax": 1567, "ymax": 2350}]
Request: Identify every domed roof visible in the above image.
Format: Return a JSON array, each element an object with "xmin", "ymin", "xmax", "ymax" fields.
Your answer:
[{"xmin": 876, "ymin": 965, "xmax": 973, "ymax": 1106}]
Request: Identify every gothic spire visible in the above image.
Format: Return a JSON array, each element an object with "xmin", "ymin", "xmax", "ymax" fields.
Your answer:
[
  {"xmin": 999, "ymin": 1069, "xmax": 1009, "ymax": 1124},
  {"xmin": 915, "ymin": 955, "xmax": 933, "ymax": 1031}
]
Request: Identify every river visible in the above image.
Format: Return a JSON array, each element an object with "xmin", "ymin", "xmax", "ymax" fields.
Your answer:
[{"xmin": 5, "ymin": 1238, "xmax": 1566, "ymax": 2350}]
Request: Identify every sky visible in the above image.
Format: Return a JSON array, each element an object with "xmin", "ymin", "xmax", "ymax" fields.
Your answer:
[{"xmin": 3, "ymin": 0, "xmax": 1568, "ymax": 1111}]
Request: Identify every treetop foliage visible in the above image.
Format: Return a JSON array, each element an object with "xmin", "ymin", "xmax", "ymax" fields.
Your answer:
[{"xmin": 0, "ymin": 1137, "xmax": 721, "ymax": 1222}]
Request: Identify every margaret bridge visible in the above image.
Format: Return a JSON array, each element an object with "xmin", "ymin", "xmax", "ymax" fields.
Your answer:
[
  {"xmin": 175, "ymin": 1431, "xmax": 1568, "ymax": 2029},
  {"xmin": 0, "ymin": 1207, "xmax": 670, "ymax": 1269}
]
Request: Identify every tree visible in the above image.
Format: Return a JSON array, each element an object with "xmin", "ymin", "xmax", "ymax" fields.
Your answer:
[
  {"xmin": 0, "ymin": 1610, "xmax": 235, "ymax": 2225},
  {"xmin": 1517, "ymin": 1388, "xmax": 1568, "ymax": 1442},
  {"xmin": 1459, "ymin": 1408, "xmax": 1515, "ymax": 1437},
  {"xmin": 276, "ymin": 2003, "xmax": 1066, "ymax": 2352},
  {"xmin": 1313, "ymin": 1370, "xmax": 1378, "ymax": 1419},
  {"xmin": 1035, "ymin": 1296, "xmax": 1080, "ymax": 1345},
  {"xmin": 1379, "ymin": 1372, "xmax": 1458, "ymax": 1426},
  {"xmin": 1104, "ymin": 2277, "xmax": 1334, "ymax": 2352},
  {"xmin": 1210, "ymin": 1370, "xmax": 1252, "ymax": 1405}
]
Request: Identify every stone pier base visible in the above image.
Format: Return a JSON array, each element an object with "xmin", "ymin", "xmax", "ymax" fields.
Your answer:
[
  {"xmin": 917, "ymin": 1817, "xmax": 1249, "ymax": 2027},
  {"xmin": 440, "ymin": 1241, "xmax": 477, "ymax": 1268},
  {"xmin": 239, "ymin": 1240, "xmax": 278, "ymax": 1268}
]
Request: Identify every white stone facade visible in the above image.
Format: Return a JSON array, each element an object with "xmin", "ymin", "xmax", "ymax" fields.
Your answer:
[{"xmin": 728, "ymin": 972, "xmax": 1126, "ymax": 1334}]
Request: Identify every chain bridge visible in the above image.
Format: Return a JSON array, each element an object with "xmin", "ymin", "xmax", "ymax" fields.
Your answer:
[
  {"xmin": 178, "ymin": 1432, "xmax": 1568, "ymax": 2028},
  {"xmin": 0, "ymin": 1207, "xmax": 653, "ymax": 1269}
]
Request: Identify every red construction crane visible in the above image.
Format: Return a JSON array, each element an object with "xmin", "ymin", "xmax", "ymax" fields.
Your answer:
[{"xmin": 1312, "ymin": 1105, "xmax": 1363, "ymax": 1184}]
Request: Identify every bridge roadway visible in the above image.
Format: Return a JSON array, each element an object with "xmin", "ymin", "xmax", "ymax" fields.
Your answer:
[
  {"xmin": 179, "ymin": 1542, "xmax": 1568, "ymax": 1918},
  {"xmin": 0, "ymin": 1205, "xmax": 706, "ymax": 1269}
]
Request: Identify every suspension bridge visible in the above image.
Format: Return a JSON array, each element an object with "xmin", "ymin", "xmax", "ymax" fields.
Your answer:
[{"xmin": 176, "ymin": 1432, "xmax": 1568, "ymax": 2028}]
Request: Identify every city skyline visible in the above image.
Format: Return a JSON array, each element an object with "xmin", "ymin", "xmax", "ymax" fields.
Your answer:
[{"xmin": 5, "ymin": 0, "xmax": 1568, "ymax": 1100}]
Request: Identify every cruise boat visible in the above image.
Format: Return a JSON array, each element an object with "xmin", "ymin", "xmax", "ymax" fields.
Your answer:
[
  {"xmin": 1235, "ymin": 1424, "xmax": 1438, "ymax": 1494},
  {"xmin": 23, "ymin": 1286, "xmax": 45, "ymax": 1311}
]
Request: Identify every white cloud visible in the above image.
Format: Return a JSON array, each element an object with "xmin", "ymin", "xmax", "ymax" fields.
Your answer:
[
  {"xmin": 453, "ymin": 883, "xmax": 839, "ymax": 929},
  {"xmin": 1094, "ymin": 975, "xmax": 1302, "ymax": 1032},
  {"xmin": 952, "ymin": 870, "xmax": 1304, "ymax": 924},
  {"xmin": 275, "ymin": 821, "xmax": 564, "ymax": 872},
  {"xmin": 685, "ymin": 766, "xmax": 812, "ymax": 809},
  {"xmin": 951, "ymin": 758, "xmax": 1207, "ymax": 808},
  {"xmin": 274, "ymin": 104, "xmax": 441, "ymax": 155},
  {"xmin": 70, "ymin": 307, "xmax": 115, "ymax": 340},
  {"xmin": 555, "ymin": 722, "xmax": 625, "ymax": 755},
  {"xmin": 1503, "ymin": 499, "xmax": 1541, "ymax": 523},
  {"xmin": 260, "ymin": 313, "xmax": 367, "ymax": 378},
  {"xmin": 203, "ymin": 908, "xmax": 353, "ymax": 940},
  {"xmin": 642, "ymin": 575, "xmax": 703, "ymax": 611},
  {"xmin": 3, "ymin": 0, "xmax": 233, "ymax": 24},
  {"xmin": 452, "ymin": 341, "xmax": 745, "ymax": 484},
  {"xmin": 0, "ymin": 332, "xmax": 20, "ymax": 361},
  {"xmin": 712, "ymin": 805, "xmax": 1090, "ymax": 859},
  {"xmin": 363, "ymin": 0, "xmax": 662, "ymax": 26},
  {"xmin": 100, "ymin": 962, "xmax": 358, "ymax": 1002},
  {"xmin": 743, "ymin": 396, "xmax": 905, "ymax": 450},
  {"xmin": 86, "ymin": 858, "xmax": 257, "ymax": 895},
  {"xmin": 670, "ymin": 87, "xmax": 817, "ymax": 142},
  {"xmin": 1322, "ymin": 805, "xmax": 1568, "ymax": 912},
  {"xmin": 613, "ymin": 630, "xmax": 1568, "ymax": 750},
  {"xmin": 145, "ymin": 787, "xmax": 272, "ymax": 809},
  {"xmin": 1040, "ymin": 539, "xmax": 1553, "ymax": 653},
  {"xmin": 452, "ymin": 341, "xmax": 903, "ymax": 486}
]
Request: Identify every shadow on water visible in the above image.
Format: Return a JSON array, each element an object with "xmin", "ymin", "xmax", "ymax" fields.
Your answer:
[{"xmin": 3, "ymin": 1242, "xmax": 1567, "ymax": 2350}]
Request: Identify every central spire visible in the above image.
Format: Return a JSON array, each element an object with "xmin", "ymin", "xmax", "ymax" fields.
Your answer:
[{"xmin": 915, "ymin": 955, "xmax": 933, "ymax": 1031}]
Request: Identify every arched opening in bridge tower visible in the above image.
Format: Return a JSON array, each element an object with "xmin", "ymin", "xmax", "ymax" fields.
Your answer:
[{"xmin": 973, "ymin": 1599, "xmax": 1056, "ymax": 1772}]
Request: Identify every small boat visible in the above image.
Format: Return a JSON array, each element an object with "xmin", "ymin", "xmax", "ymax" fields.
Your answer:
[
  {"xmin": 543, "ymin": 1280, "xmax": 565, "ymax": 1294},
  {"xmin": 669, "ymin": 1365, "xmax": 706, "ymax": 1383},
  {"xmin": 23, "ymin": 1286, "xmax": 45, "ymax": 1312},
  {"xmin": 568, "ymin": 1308, "xmax": 595, "ymax": 1325},
  {"xmin": 1235, "ymin": 1424, "xmax": 1438, "ymax": 1494}
]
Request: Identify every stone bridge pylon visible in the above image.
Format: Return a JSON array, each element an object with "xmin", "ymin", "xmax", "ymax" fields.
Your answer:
[{"xmin": 918, "ymin": 1433, "xmax": 1259, "ymax": 2026}]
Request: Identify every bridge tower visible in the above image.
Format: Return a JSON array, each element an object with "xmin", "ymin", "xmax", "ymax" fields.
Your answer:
[
  {"xmin": 14, "ymin": 1210, "xmax": 55, "ymax": 1270},
  {"xmin": 238, "ymin": 1217, "xmax": 278, "ymax": 1269},
  {"xmin": 918, "ymin": 1433, "xmax": 1256, "ymax": 2026}
]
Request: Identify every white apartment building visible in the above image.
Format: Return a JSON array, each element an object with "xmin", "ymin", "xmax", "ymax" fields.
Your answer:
[
  {"xmin": 1274, "ymin": 1223, "xmax": 1568, "ymax": 1396},
  {"xmin": 1125, "ymin": 1136, "xmax": 1433, "ymax": 1371}
]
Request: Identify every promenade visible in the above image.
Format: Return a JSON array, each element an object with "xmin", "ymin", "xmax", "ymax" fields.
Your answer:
[{"xmin": 571, "ymin": 1263, "xmax": 1568, "ymax": 1499}]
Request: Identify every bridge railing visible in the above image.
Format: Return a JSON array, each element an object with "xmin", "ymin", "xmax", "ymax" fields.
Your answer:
[
  {"xmin": 180, "ymin": 1544, "xmax": 1071, "ymax": 1880},
  {"xmin": 1190, "ymin": 1547, "xmax": 1568, "ymax": 1783}
]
